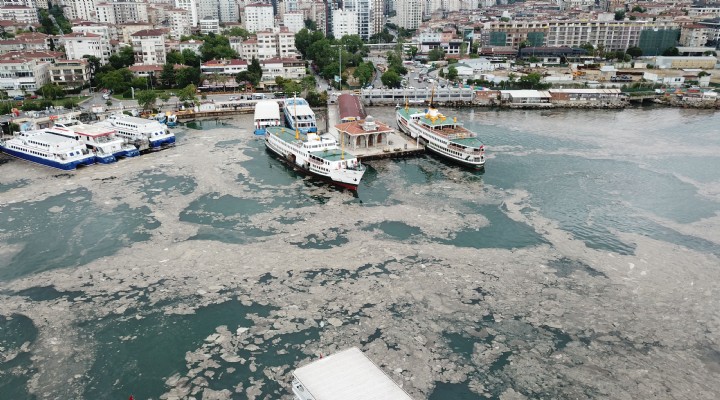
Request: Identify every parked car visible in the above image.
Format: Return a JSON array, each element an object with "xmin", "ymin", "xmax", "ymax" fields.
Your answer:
[
  {"xmin": 13, "ymin": 95, "xmax": 24, "ymax": 101},
  {"xmin": 29, "ymin": 95, "xmax": 38, "ymax": 99},
  {"xmin": 229, "ymin": 96, "xmax": 238, "ymax": 101}
]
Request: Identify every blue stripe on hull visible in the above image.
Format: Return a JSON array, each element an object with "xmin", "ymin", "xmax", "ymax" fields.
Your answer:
[
  {"xmin": 96, "ymin": 154, "xmax": 117, "ymax": 164},
  {"xmin": 116, "ymin": 148, "xmax": 140, "ymax": 158},
  {"xmin": 0, "ymin": 147, "xmax": 96, "ymax": 170},
  {"xmin": 149, "ymin": 136, "xmax": 176, "ymax": 148}
]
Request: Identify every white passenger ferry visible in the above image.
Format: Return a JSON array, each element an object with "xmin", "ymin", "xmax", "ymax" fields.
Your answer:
[
  {"xmin": 396, "ymin": 100, "xmax": 486, "ymax": 169},
  {"xmin": 0, "ymin": 130, "xmax": 95, "ymax": 170},
  {"xmin": 253, "ymin": 100, "xmax": 281, "ymax": 135},
  {"xmin": 53, "ymin": 120, "xmax": 139, "ymax": 163},
  {"xmin": 264, "ymin": 125, "xmax": 365, "ymax": 190},
  {"xmin": 96, "ymin": 114, "xmax": 175, "ymax": 149},
  {"xmin": 283, "ymin": 97, "xmax": 317, "ymax": 134}
]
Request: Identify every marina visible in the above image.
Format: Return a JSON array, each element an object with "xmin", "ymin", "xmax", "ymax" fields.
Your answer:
[{"xmin": 0, "ymin": 107, "xmax": 719, "ymax": 400}]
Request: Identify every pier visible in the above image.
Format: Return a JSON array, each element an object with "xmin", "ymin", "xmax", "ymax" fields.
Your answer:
[{"xmin": 325, "ymin": 98, "xmax": 423, "ymax": 161}]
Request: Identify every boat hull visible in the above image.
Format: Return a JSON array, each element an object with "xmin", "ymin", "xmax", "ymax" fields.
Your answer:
[
  {"xmin": 149, "ymin": 136, "xmax": 175, "ymax": 148},
  {"xmin": 95, "ymin": 154, "xmax": 117, "ymax": 164},
  {"xmin": 264, "ymin": 137, "xmax": 359, "ymax": 191},
  {"xmin": 396, "ymin": 111, "xmax": 485, "ymax": 169},
  {"xmin": 0, "ymin": 146, "xmax": 95, "ymax": 170}
]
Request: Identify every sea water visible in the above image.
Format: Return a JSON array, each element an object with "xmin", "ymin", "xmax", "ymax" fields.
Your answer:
[{"xmin": 1, "ymin": 107, "xmax": 719, "ymax": 399}]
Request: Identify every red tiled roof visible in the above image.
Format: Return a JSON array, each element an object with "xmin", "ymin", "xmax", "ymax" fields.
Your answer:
[
  {"xmin": 335, "ymin": 119, "xmax": 393, "ymax": 135},
  {"xmin": 131, "ymin": 29, "xmax": 167, "ymax": 37},
  {"xmin": 128, "ymin": 64, "xmax": 164, "ymax": 72},
  {"xmin": 202, "ymin": 59, "xmax": 248, "ymax": 66}
]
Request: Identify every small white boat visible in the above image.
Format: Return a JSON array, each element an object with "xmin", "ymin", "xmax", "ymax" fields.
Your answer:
[{"xmin": 253, "ymin": 100, "xmax": 281, "ymax": 135}]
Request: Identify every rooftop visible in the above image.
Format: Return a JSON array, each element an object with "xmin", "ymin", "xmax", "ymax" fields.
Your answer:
[{"xmin": 293, "ymin": 347, "xmax": 413, "ymax": 400}]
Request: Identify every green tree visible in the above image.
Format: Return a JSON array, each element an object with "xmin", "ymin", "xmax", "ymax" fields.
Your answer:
[
  {"xmin": 304, "ymin": 19, "xmax": 317, "ymax": 31},
  {"xmin": 177, "ymin": 84, "xmax": 198, "ymax": 104},
  {"xmin": 109, "ymin": 46, "xmax": 135, "ymax": 70},
  {"xmin": 136, "ymin": 90, "xmax": 157, "ymax": 111},
  {"xmin": 82, "ymin": 55, "xmax": 101, "ymax": 78},
  {"xmin": 199, "ymin": 33, "xmax": 237, "ymax": 61},
  {"xmin": 662, "ymin": 47, "xmax": 679, "ymax": 56},
  {"xmin": 631, "ymin": 5, "xmax": 646, "ymax": 12},
  {"xmin": 98, "ymin": 68, "xmax": 133, "ymax": 93},
  {"xmin": 236, "ymin": 70, "xmax": 260, "ymax": 87},
  {"xmin": 295, "ymin": 28, "xmax": 326, "ymax": 59},
  {"xmin": 428, "ymin": 48, "xmax": 445, "ymax": 61},
  {"xmin": 181, "ymin": 49, "xmax": 200, "ymax": 67},
  {"xmin": 301, "ymin": 75, "xmax": 317, "ymax": 91},
  {"xmin": 248, "ymin": 57, "xmax": 262, "ymax": 80},
  {"xmin": 176, "ymin": 67, "xmax": 201, "ymax": 88},
  {"xmin": 625, "ymin": 46, "xmax": 642, "ymax": 58},
  {"xmin": 158, "ymin": 92, "xmax": 171, "ymax": 108},
  {"xmin": 166, "ymin": 50, "xmax": 184, "ymax": 65},
  {"xmin": 160, "ymin": 64, "xmax": 176, "ymax": 88},
  {"xmin": 406, "ymin": 46, "xmax": 418, "ymax": 58},
  {"xmin": 614, "ymin": 10, "xmax": 625, "ymax": 21},
  {"xmin": 447, "ymin": 65, "xmax": 458, "ymax": 81},
  {"xmin": 276, "ymin": 77, "xmax": 302, "ymax": 95},
  {"xmin": 37, "ymin": 83, "xmax": 65, "ymax": 100},
  {"xmin": 381, "ymin": 70, "xmax": 402, "ymax": 88},
  {"xmin": 130, "ymin": 77, "xmax": 148, "ymax": 89},
  {"xmin": 353, "ymin": 61, "xmax": 375, "ymax": 87},
  {"xmin": 306, "ymin": 90, "xmax": 327, "ymax": 107},
  {"xmin": 224, "ymin": 27, "xmax": 250, "ymax": 38}
]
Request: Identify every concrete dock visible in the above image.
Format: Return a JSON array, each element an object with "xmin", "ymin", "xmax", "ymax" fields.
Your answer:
[{"xmin": 325, "ymin": 101, "xmax": 424, "ymax": 161}]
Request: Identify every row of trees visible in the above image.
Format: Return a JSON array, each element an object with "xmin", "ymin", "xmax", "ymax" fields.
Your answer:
[
  {"xmin": 380, "ymin": 49, "xmax": 409, "ymax": 88},
  {"xmin": 295, "ymin": 28, "xmax": 369, "ymax": 85}
]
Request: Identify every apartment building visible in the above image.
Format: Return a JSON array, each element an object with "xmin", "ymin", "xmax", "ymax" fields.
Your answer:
[
  {"xmin": 58, "ymin": 32, "xmax": 111, "ymax": 65},
  {"xmin": 243, "ymin": 2, "xmax": 274, "ymax": 33},
  {"xmin": 49, "ymin": 59, "xmax": 91, "ymax": 90},
  {"xmin": 260, "ymin": 57, "xmax": 304, "ymax": 82},
  {"xmin": 178, "ymin": 39, "xmax": 203, "ymax": 55},
  {"xmin": 131, "ymin": 29, "xmax": 166, "ymax": 65},
  {"xmin": 96, "ymin": 0, "xmax": 149, "ymax": 25},
  {"xmin": 231, "ymin": 27, "xmax": 299, "ymax": 61},
  {"xmin": 199, "ymin": 16, "xmax": 220, "ymax": 34},
  {"xmin": 482, "ymin": 19, "xmax": 681, "ymax": 55},
  {"xmin": 0, "ymin": 5, "xmax": 39, "ymax": 24},
  {"xmin": 0, "ymin": 32, "xmax": 50, "ymax": 54},
  {"xmin": 283, "ymin": 11, "xmax": 304, "ymax": 33},
  {"xmin": 395, "ymin": 0, "xmax": 423, "ymax": 30},
  {"xmin": 332, "ymin": 8, "xmax": 358, "ymax": 38},
  {"xmin": 72, "ymin": 23, "xmax": 114, "ymax": 44},
  {"xmin": 165, "ymin": 7, "xmax": 192, "ymax": 40},
  {"xmin": 200, "ymin": 58, "xmax": 248, "ymax": 75},
  {"xmin": 61, "ymin": 0, "xmax": 96, "ymax": 21},
  {"xmin": 0, "ymin": 57, "xmax": 50, "ymax": 93},
  {"xmin": 121, "ymin": 23, "xmax": 155, "ymax": 44},
  {"xmin": 218, "ymin": 0, "xmax": 238, "ymax": 23},
  {"xmin": 175, "ymin": 0, "xmax": 198, "ymax": 27},
  {"xmin": 680, "ymin": 24, "xmax": 711, "ymax": 47}
]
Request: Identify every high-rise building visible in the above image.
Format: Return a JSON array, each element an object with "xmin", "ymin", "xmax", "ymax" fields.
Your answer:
[
  {"xmin": 342, "ymin": 0, "xmax": 373, "ymax": 40},
  {"xmin": 332, "ymin": 8, "xmax": 357, "ymax": 38},
  {"xmin": 218, "ymin": 0, "xmax": 239, "ymax": 23},
  {"xmin": 196, "ymin": 0, "xmax": 219, "ymax": 20},
  {"xmin": 243, "ymin": 2, "xmax": 274, "ymax": 33},
  {"xmin": 396, "ymin": 0, "xmax": 422, "ymax": 30},
  {"xmin": 175, "ymin": 0, "xmax": 198, "ymax": 27}
]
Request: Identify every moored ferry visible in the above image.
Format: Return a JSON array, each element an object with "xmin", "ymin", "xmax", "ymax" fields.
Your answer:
[
  {"xmin": 264, "ymin": 126, "xmax": 365, "ymax": 190},
  {"xmin": 283, "ymin": 97, "xmax": 317, "ymax": 134},
  {"xmin": 396, "ymin": 103, "xmax": 486, "ymax": 169},
  {"xmin": 0, "ymin": 130, "xmax": 95, "ymax": 170},
  {"xmin": 52, "ymin": 120, "xmax": 140, "ymax": 163},
  {"xmin": 96, "ymin": 114, "xmax": 175, "ymax": 149},
  {"xmin": 253, "ymin": 100, "xmax": 281, "ymax": 135}
]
